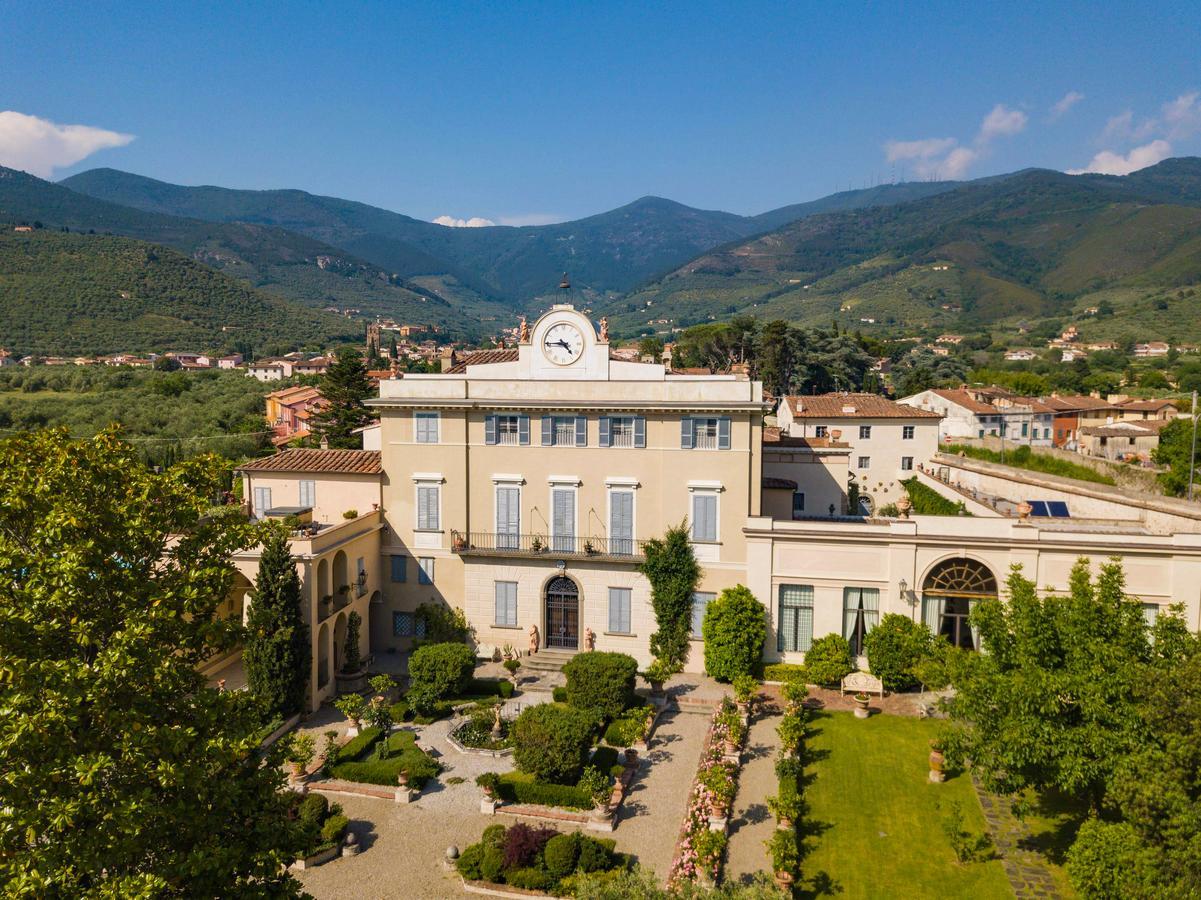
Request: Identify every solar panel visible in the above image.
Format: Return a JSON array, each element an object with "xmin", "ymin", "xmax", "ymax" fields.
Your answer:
[
  {"xmin": 1027, "ymin": 500, "xmax": 1050, "ymax": 517},
  {"xmin": 1047, "ymin": 501, "xmax": 1070, "ymax": 518}
]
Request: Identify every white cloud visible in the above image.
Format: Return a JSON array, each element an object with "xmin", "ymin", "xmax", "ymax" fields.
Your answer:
[
  {"xmin": 1067, "ymin": 139, "xmax": 1173, "ymax": 176},
  {"xmin": 431, "ymin": 214, "xmax": 496, "ymax": 228},
  {"xmin": 0, "ymin": 111, "xmax": 134, "ymax": 178},
  {"xmin": 884, "ymin": 137, "xmax": 957, "ymax": 164},
  {"xmin": 882, "ymin": 103, "xmax": 1026, "ymax": 180},
  {"xmin": 497, "ymin": 213, "xmax": 565, "ymax": 227},
  {"xmin": 1162, "ymin": 91, "xmax": 1201, "ymax": 139},
  {"xmin": 1049, "ymin": 91, "xmax": 1084, "ymax": 121},
  {"xmin": 978, "ymin": 104, "xmax": 1028, "ymax": 141}
]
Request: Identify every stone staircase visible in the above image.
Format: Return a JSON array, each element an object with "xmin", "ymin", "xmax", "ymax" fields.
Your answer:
[{"xmin": 521, "ymin": 649, "xmax": 576, "ymax": 674}]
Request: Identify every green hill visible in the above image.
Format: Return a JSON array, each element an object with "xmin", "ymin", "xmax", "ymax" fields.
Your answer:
[
  {"xmin": 610, "ymin": 159, "xmax": 1201, "ymax": 342},
  {"xmin": 0, "ymin": 167, "xmax": 506, "ymax": 332},
  {"xmin": 0, "ymin": 228, "xmax": 355, "ymax": 355},
  {"xmin": 60, "ymin": 169, "xmax": 967, "ymax": 306}
]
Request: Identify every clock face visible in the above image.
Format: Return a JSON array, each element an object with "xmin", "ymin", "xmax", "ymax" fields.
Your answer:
[{"xmin": 542, "ymin": 322, "xmax": 584, "ymax": 365}]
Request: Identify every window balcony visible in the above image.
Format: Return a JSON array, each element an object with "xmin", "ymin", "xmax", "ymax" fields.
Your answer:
[
  {"xmin": 693, "ymin": 431, "xmax": 719, "ymax": 450},
  {"xmin": 450, "ymin": 530, "xmax": 645, "ymax": 562}
]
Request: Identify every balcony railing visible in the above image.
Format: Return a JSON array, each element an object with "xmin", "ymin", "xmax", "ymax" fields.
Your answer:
[{"xmin": 450, "ymin": 530, "xmax": 646, "ymax": 562}]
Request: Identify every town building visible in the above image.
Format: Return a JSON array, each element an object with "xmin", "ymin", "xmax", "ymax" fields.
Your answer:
[
  {"xmin": 774, "ymin": 393, "xmax": 941, "ymax": 515},
  {"xmin": 898, "ymin": 388, "xmax": 1054, "ymax": 445},
  {"xmin": 247, "ymin": 359, "xmax": 294, "ymax": 381},
  {"xmin": 264, "ymin": 385, "xmax": 325, "ymax": 445},
  {"xmin": 1134, "ymin": 341, "xmax": 1170, "ymax": 358}
]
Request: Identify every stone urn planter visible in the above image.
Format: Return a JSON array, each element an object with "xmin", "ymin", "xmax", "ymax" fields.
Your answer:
[
  {"xmin": 336, "ymin": 667, "xmax": 369, "ymax": 695},
  {"xmin": 853, "ymin": 693, "xmax": 871, "ymax": 719},
  {"xmin": 929, "ymin": 742, "xmax": 946, "ymax": 783},
  {"xmin": 624, "ymin": 748, "xmax": 638, "ymax": 765},
  {"xmin": 397, "ymin": 769, "xmax": 410, "ymax": 789},
  {"xmin": 1016, "ymin": 501, "xmax": 1033, "ymax": 520},
  {"xmin": 775, "ymin": 870, "xmax": 795, "ymax": 890},
  {"xmin": 896, "ymin": 496, "xmax": 912, "ymax": 519}
]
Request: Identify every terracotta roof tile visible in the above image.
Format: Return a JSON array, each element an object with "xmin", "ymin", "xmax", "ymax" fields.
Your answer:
[
  {"xmin": 237, "ymin": 448, "xmax": 382, "ymax": 475},
  {"xmin": 444, "ymin": 348, "xmax": 520, "ymax": 374},
  {"xmin": 926, "ymin": 388, "xmax": 998, "ymax": 415},
  {"xmin": 762, "ymin": 476, "xmax": 799, "ymax": 490},
  {"xmin": 1079, "ymin": 420, "xmax": 1174, "ymax": 437},
  {"xmin": 785, "ymin": 392, "xmax": 941, "ymax": 418}
]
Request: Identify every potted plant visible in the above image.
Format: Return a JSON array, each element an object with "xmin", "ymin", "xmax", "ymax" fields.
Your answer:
[
  {"xmin": 583, "ymin": 539, "xmax": 597, "ymax": 555},
  {"xmin": 320, "ymin": 730, "xmax": 339, "ymax": 772},
  {"xmin": 452, "ymin": 533, "xmax": 467, "ymax": 551},
  {"xmin": 320, "ymin": 594, "xmax": 332, "ymax": 617},
  {"xmin": 766, "ymin": 830, "xmax": 799, "ymax": 888},
  {"xmin": 578, "ymin": 765, "xmax": 612, "ymax": 815},
  {"xmin": 342, "ymin": 509, "xmax": 358, "ymax": 520},
  {"xmin": 644, "ymin": 658, "xmax": 672, "ymax": 698},
  {"xmin": 530, "ymin": 535, "xmax": 544, "ymax": 553},
  {"xmin": 503, "ymin": 657, "xmax": 521, "ymax": 684},
  {"xmin": 333, "ymin": 693, "xmax": 366, "ymax": 735},
  {"xmin": 782, "ymin": 679, "xmax": 808, "ymax": 712},
  {"xmin": 624, "ymin": 746, "xmax": 638, "ymax": 764},
  {"xmin": 284, "ymin": 732, "xmax": 315, "ymax": 781},
  {"xmin": 767, "ymin": 791, "xmax": 803, "ymax": 830},
  {"xmin": 853, "ymin": 692, "xmax": 871, "ymax": 718},
  {"xmin": 475, "ymin": 772, "xmax": 500, "ymax": 799},
  {"xmin": 732, "ymin": 674, "xmax": 759, "ymax": 715}
]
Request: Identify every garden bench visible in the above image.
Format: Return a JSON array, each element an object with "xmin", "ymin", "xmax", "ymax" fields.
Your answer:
[{"xmin": 840, "ymin": 671, "xmax": 885, "ymax": 698}]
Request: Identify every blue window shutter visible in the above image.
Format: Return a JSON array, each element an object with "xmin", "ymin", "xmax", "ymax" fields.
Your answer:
[
  {"xmin": 575, "ymin": 416, "xmax": 587, "ymax": 447},
  {"xmin": 599, "ymin": 416, "xmax": 611, "ymax": 447},
  {"xmin": 634, "ymin": 416, "xmax": 646, "ymax": 448},
  {"xmin": 390, "ymin": 556, "xmax": 406, "ymax": 583},
  {"xmin": 718, "ymin": 417, "xmax": 731, "ymax": 450},
  {"xmin": 485, "ymin": 414, "xmax": 497, "ymax": 445},
  {"xmin": 518, "ymin": 414, "xmax": 530, "ymax": 445},
  {"xmin": 681, "ymin": 417, "xmax": 695, "ymax": 449},
  {"xmin": 541, "ymin": 416, "xmax": 554, "ymax": 446}
]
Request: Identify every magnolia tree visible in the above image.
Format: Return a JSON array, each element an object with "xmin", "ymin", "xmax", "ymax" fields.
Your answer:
[{"xmin": 0, "ymin": 429, "xmax": 304, "ymax": 895}]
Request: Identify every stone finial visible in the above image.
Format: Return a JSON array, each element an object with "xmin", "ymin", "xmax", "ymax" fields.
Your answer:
[
  {"xmin": 519, "ymin": 316, "xmax": 530, "ymax": 343},
  {"xmin": 599, "ymin": 317, "xmax": 609, "ymax": 341}
]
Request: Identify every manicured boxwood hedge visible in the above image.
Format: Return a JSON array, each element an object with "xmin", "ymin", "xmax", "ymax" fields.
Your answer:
[
  {"xmin": 701, "ymin": 585, "xmax": 767, "ymax": 682},
  {"xmin": 328, "ymin": 727, "xmax": 441, "ymax": 787},
  {"xmin": 407, "ymin": 642, "xmax": 476, "ymax": 710},
  {"xmin": 496, "ymin": 772, "xmax": 593, "ymax": 810},
  {"xmin": 511, "ymin": 703, "xmax": 594, "ymax": 784},
  {"xmin": 563, "ymin": 651, "xmax": 638, "ymax": 719},
  {"xmin": 763, "ymin": 663, "xmax": 807, "ymax": 683}
]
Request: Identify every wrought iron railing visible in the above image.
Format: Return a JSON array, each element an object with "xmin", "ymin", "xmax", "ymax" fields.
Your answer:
[{"xmin": 450, "ymin": 530, "xmax": 646, "ymax": 561}]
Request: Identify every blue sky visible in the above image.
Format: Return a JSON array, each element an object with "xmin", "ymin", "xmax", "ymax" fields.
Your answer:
[{"xmin": 3, "ymin": 1, "xmax": 1201, "ymax": 224}]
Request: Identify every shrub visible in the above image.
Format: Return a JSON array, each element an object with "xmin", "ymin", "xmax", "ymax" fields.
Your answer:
[
  {"xmin": 640, "ymin": 523, "xmax": 700, "ymax": 670},
  {"xmin": 576, "ymin": 836, "xmax": 616, "ymax": 873},
  {"xmin": 511, "ymin": 704, "xmax": 595, "ymax": 784},
  {"xmin": 766, "ymin": 829, "xmax": 799, "ymax": 876},
  {"xmin": 775, "ymin": 755, "xmax": 803, "ymax": 782},
  {"xmin": 407, "ymin": 641, "xmax": 475, "ymax": 711},
  {"xmin": 577, "ymin": 765, "xmax": 613, "ymax": 808},
  {"xmin": 552, "ymin": 686, "xmax": 568, "ymax": 702},
  {"xmin": 296, "ymin": 792, "xmax": 328, "ymax": 827},
  {"xmin": 899, "ymin": 477, "xmax": 969, "ymax": 516},
  {"xmin": 603, "ymin": 706, "xmax": 652, "ymax": 747},
  {"xmin": 732, "ymin": 673, "xmax": 760, "ymax": 704},
  {"xmin": 414, "ymin": 601, "xmax": 472, "ymax": 644},
  {"xmin": 502, "ymin": 822, "xmax": 557, "ymax": 870},
  {"xmin": 456, "ymin": 843, "xmax": 484, "ymax": 879},
  {"xmin": 543, "ymin": 831, "xmax": 582, "ymax": 879},
  {"xmin": 940, "ymin": 800, "xmax": 995, "ymax": 863},
  {"xmin": 802, "ymin": 633, "xmax": 855, "ymax": 685},
  {"xmin": 701, "ymin": 585, "xmax": 767, "ymax": 682},
  {"xmin": 782, "ymin": 680, "xmax": 809, "ymax": 707},
  {"xmin": 506, "ymin": 867, "xmax": 552, "ymax": 890},
  {"xmin": 333, "ymin": 726, "xmax": 381, "ymax": 762},
  {"xmin": 342, "ymin": 611, "xmax": 362, "ymax": 672},
  {"xmin": 496, "ymin": 774, "xmax": 594, "ymax": 810},
  {"xmin": 479, "ymin": 846, "xmax": 505, "ymax": 882},
  {"xmin": 763, "ymin": 662, "xmax": 807, "ymax": 683},
  {"xmin": 864, "ymin": 613, "xmax": 933, "ymax": 692},
  {"xmin": 777, "ymin": 712, "xmax": 806, "ymax": 754},
  {"xmin": 481, "ymin": 823, "xmax": 506, "ymax": 848},
  {"xmin": 563, "ymin": 652, "xmax": 639, "ymax": 720},
  {"xmin": 319, "ymin": 814, "xmax": 348, "ymax": 845}
]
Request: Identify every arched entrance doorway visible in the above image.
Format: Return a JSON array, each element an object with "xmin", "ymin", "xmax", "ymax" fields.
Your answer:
[
  {"xmin": 921, "ymin": 558, "xmax": 998, "ymax": 650},
  {"xmin": 545, "ymin": 576, "xmax": 580, "ymax": 650}
]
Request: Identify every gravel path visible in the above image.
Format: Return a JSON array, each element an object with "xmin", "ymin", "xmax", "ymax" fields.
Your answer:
[
  {"xmin": 608, "ymin": 707, "xmax": 711, "ymax": 883},
  {"xmin": 722, "ymin": 710, "xmax": 781, "ymax": 885}
]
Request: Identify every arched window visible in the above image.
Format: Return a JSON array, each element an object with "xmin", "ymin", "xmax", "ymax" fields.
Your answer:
[{"xmin": 921, "ymin": 558, "xmax": 998, "ymax": 650}]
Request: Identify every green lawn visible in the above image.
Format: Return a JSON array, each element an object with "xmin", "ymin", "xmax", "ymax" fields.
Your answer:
[{"xmin": 801, "ymin": 711, "xmax": 1012, "ymax": 900}]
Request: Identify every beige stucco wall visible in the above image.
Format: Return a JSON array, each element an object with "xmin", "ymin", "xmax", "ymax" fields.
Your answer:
[
  {"xmin": 243, "ymin": 471, "xmax": 381, "ymax": 525},
  {"xmin": 762, "ymin": 447, "xmax": 848, "ymax": 518},
  {"xmin": 745, "ymin": 514, "xmax": 1201, "ymax": 667}
]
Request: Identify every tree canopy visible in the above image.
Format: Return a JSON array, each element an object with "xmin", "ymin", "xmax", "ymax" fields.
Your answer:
[
  {"xmin": 639, "ymin": 523, "xmax": 700, "ymax": 672},
  {"xmin": 0, "ymin": 429, "xmax": 303, "ymax": 895},
  {"xmin": 308, "ymin": 347, "xmax": 374, "ymax": 448},
  {"xmin": 243, "ymin": 526, "xmax": 311, "ymax": 719}
]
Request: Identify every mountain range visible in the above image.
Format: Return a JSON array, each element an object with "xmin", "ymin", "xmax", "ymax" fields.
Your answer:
[
  {"xmin": 59, "ymin": 168, "xmax": 958, "ymax": 305},
  {"xmin": 4, "ymin": 158, "xmax": 1201, "ymax": 352}
]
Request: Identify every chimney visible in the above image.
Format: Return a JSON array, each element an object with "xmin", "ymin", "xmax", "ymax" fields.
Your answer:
[
  {"xmin": 661, "ymin": 343, "xmax": 674, "ymax": 371},
  {"xmin": 319, "ymin": 434, "xmax": 329, "ymax": 450},
  {"xmin": 440, "ymin": 348, "xmax": 456, "ymax": 373}
]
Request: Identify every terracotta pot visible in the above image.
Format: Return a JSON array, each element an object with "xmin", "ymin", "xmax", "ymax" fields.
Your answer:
[
  {"xmin": 650, "ymin": 681, "xmax": 665, "ymax": 697},
  {"xmin": 777, "ymin": 817, "xmax": 793, "ymax": 831},
  {"xmin": 624, "ymin": 748, "xmax": 638, "ymax": 764},
  {"xmin": 775, "ymin": 870, "xmax": 795, "ymax": 888}
]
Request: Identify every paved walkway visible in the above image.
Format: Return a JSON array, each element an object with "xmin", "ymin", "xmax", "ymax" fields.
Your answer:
[
  {"xmin": 608, "ymin": 706, "xmax": 712, "ymax": 883},
  {"xmin": 973, "ymin": 779, "xmax": 1063, "ymax": 899},
  {"xmin": 723, "ymin": 710, "xmax": 781, "ymax": 884}
]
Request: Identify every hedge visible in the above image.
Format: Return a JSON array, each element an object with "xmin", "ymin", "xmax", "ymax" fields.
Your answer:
[
  {"xmin": 563, "ymin": 652, "xmax": 638, "ymax": 720},
  {"xmin": 763, "ymin": 663, "xmax": 807, "ymax": 683},
  {"xmin": 496, "ymin": 772, "xmax": 593, "ymax": 810},
  {"xmin": 802, "ymin": 633, "xmax": 856, "ymax": 686},
  {"xmin": 328, "ymin": 728, "xmax": 441, "ymax": 787},
  {"xmin": 511, "ymin": 703, "xmax": 595, "ymax": 784},
  {"xmin": 701, "ymin": 585, "xmax": 767, "ymax": 682},
  {"xmin": 407, "ymin": 642, "xmax": 476, "ymax": 710}
]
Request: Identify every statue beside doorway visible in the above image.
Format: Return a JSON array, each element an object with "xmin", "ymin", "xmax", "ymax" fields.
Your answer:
[
  {"xmin": 528, "ymin": 623, "xmax": 540, "ymax": 655},
  {"xmin": 584, "ymin": 627, "xmax": 596, "ymax": 651}
]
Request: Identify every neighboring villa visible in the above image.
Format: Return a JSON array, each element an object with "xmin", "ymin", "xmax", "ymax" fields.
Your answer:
[
  {"xmin": 217, "ymin": 307, "xmax": 1201, "ymax": 710},
  {"xmin": 264, "ymin": 385, "xmax": 326, "ymax": 445},
  {"xmin": 898, "ymin": 387, "xmax": 1055, "ymax": 446},
  {"xmin": 774, "ymin": 393, "xmax": 941, "ymax": 515}
]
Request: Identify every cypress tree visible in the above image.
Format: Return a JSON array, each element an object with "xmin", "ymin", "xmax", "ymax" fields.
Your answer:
[
  {"xmin": 244, "ymin": 527, "xmax": 311, "ymax": 718},
  {"xmin": 639, "ymin": 522, "xmax": 700, "ymax": 672},
  {"xmin": 309, "ymin": 348, "xmax": 374, "ymax": 448}
]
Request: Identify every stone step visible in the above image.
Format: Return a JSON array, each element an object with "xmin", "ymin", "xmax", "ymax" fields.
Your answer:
[{"xmin": 521, "ymin": 651, "xmax": 577, "ymax": 672}]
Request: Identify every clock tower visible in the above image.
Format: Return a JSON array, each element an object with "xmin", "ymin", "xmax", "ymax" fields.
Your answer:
[{"xmin": 516, "ymin": 305, "xmax": 612, "ymax": 380}]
